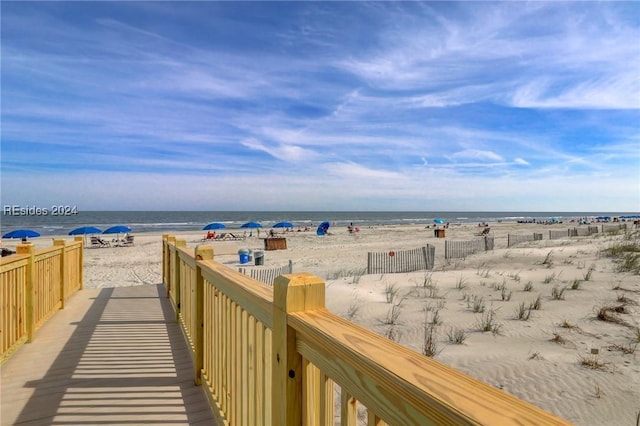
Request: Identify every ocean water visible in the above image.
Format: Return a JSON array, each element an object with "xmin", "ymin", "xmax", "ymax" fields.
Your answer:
[{"xmin": 0, "ymin": 210, "xmax": 636, "ymax": 237}]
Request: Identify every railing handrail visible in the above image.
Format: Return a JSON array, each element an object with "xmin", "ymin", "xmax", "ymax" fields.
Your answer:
[
  {"xmin": 34, "ymin": 245, "xmax": 63, "ymax": 261},
  {"xmin": 290, "ymin": 309, "xmax": 566, "ymax": 425},
  {"xmin": 200, "ymin": 259, "xmax": 274, "ymax": 329},
  {"xmin": 177, "ymin": 245, "xmax": 197, "ymax": 269},
  {"xmin": 163, "ymin": 235, "xmax": 571, "ymax": 426},
  {"xmin": 0, "ymin": 253, "xmax": 30, "ymax": 269}
]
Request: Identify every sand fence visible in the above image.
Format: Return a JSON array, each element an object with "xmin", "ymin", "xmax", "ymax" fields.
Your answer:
[
  {"xmin": 445, "ymin": 236, "xmax": 495, "ymax": 259},
  {"xmin": 238, "ymin": 260, "xmax": 293, "ymax": 286},
  {"xmin": 367, "ymin": 245, "xmax": 435, "ymax": 274}
]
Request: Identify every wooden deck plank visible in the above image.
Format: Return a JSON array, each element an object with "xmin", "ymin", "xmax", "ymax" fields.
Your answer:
[{"xmin": 1, "ymin": 284, "xmax": 217, "ymax": 425}]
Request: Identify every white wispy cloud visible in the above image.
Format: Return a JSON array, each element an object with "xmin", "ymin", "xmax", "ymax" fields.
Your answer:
[
  {"xmin": 241, "ymin": 138, "xmax": 319, "ymax": 163},
  {"xmin": 326, "ymin": 161, "xmax": 406, "ymax": 181},
  {"xmin": 511, "ymin": 73, "xmax": 640, "ymax": 110},
  {"xmin": 448, "ymin": 149, "xmax": 504, "ymax": 162}
]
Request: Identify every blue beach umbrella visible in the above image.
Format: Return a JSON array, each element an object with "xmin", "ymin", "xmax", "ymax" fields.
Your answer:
[
  {"xmin": 433, "ymin": 218, "xmax": 445, "ymax": 225},
  {"xmin": 241, "ymin": 222, "xmax": 262, "ymax": 229},
  {"xmin": 103, "ymin": 225, "xmax": 132, "ymax": 234},
  {"xmin": 69, "ymin": 226, "xmax": 103, "ymax": 245},
  {"xmin": 103, "ymin": 225, "xmax": 132, "ymax": 244},
  {"xmin": 316, "ymin": 221, "xmax": 330, "ymax": 236},
  {"xmin": 69, "ymin": 226, "xmax": 103, "ymax": 235},
  {"xmin": 203, "ymin": 222, "xmax": 226, "ymax": 230},
  {"xmin": 273, "ymin": 221, "xmax": 293, "ymax": 229},
  {"xmin": 3, "ymin": 229, "xmax": 40, "ymax": 239}
]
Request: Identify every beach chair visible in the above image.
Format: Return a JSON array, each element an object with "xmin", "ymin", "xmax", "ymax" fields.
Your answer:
[
  {"xmin": 121, "ymin": 235, "xmax": 135, "ymax": 246},
  {"xmin": 1, "ymin": 248, "xmax": 15, "ymax": 257},
  {"xmin": 202, "ymin": 231, "xmax": 217, "ymax": 241},
  {"xmin": 91, "ymin": 236, "xmax": 111, "ymax": 247}
]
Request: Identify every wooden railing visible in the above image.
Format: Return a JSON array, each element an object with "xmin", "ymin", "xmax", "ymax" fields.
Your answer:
[
  {"xmin": 0, "ymin": 237, "xmax": 83, "ymax": 363},
  {"xmin": 162, "ymin": 235, "xmax": 571, "ymax": 426}
]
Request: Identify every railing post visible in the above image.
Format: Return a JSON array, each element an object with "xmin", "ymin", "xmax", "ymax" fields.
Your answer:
[
  {"xmin": 53, "ymin": 239, "xmax": 67, "ymax": 309},
  {"xmin": 194, "ymin": 245, "xmax": 214, "ymax": 386},
  {"xmin": 162, "ymin": 234, "xmax": 169, "ymax": 291},
  {"xmin": 167, "ymin": 235, "xmax": 176, "ymax": 298},
  {"xmin": 74, "ymin": 236, "xmax": 84, "ymax": 289},
  {"xmin": 272, "ymin": 272, "xmax": 326, "ymax": 426},
  {"xmin": 174, "ymin": 239, "xmax": 187, "ymax": 322},
  {"xmin": 17, "ymin": 243, "xmax": 36, "ymax": 343}
]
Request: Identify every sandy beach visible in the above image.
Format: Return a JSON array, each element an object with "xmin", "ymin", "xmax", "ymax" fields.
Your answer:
[{"xmin": 5, "ymin": 221, "xmax": 639, "ymax": 425}]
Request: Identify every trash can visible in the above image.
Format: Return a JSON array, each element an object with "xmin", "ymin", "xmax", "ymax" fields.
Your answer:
[
  {"xmin": 254, "ymin": 250, "xmax": 264, "ymax": 266},
  {"xmin": 238, "ymin": 249, "xmax": 250, "ymax": 264}
]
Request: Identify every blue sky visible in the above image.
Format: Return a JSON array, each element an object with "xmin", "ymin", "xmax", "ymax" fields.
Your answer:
[{"xmin": 2, "ymin": 2, "xmax": 639, "ymax": 211}]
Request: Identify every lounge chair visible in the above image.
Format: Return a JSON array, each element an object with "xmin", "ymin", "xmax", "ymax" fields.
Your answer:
[
  {"xmin": 202, "ymin": 231, "xmax": 217, "ymax": 241},
  {"xmin": 120, "ymin": 235, "xmax": 134, "ymax": 246},
  {"xmin": 214, "ymin": 233, "xmax": 244, "ymax": 241},
  {"xmin": 91, "ymin": 236, "xmax": 111, "ymax": 247}
]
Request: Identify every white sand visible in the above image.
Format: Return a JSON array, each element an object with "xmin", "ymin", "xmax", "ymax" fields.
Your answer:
[{"xmin": 7, "ymin": 221, "xmax": 639, "ymax": 425}]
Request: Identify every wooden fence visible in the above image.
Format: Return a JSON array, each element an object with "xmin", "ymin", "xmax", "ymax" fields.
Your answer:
[
  {"xmin": 367, "ymin": 245, "xmax": 435, "ymax": 274},
  {"xmin": 548, "ymin": 230, "xmax": 569, "ymax": 240},
  {"xmin": 602, "ymin": 223, "xmax": 627, "ymax": 233},
  {"xmin": 507, "ymin": 233, "xmax": 543, "ymax": 248},
  {"xmin": 550, "ymin": 226, "xmax": 602, "ymax": 239},
  {"xmin": 0, "ymin": 238, "xmax": 83, "ymax": 363},
  {"xmin": 238, "ymin": 260, "xmax": 293, "ymax": 286},
  {"xmin": 445, "ymin": 237, "xmax": 494, "ymax": 260},
  {"xmin": 162, "ymin": 235, "xmax": 569, "ymax": 426},
  {"xmin": 569, "ymin": 227, "xmax": 597, "ymax": 237}
]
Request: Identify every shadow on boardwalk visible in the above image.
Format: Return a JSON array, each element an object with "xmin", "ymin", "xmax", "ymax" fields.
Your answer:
[{"xmin": 1, "ymin": 284, "xmax": 216, "ymax": 425}]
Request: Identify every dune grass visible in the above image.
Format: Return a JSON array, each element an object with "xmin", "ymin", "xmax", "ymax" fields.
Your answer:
[{"xmin": 602, "ymin": 236, "xmax": 640, "ymax": 275}]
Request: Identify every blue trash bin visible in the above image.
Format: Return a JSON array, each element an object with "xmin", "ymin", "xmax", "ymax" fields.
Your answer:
[{"xmin": 238, "ymin": 249, "xmax": 250, "ymax": 264}]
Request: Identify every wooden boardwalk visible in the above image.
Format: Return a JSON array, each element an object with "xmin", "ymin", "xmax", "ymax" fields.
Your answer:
[{"xmin": 1, "ymin": 284, "xmax": 216, "ymax": 425}]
